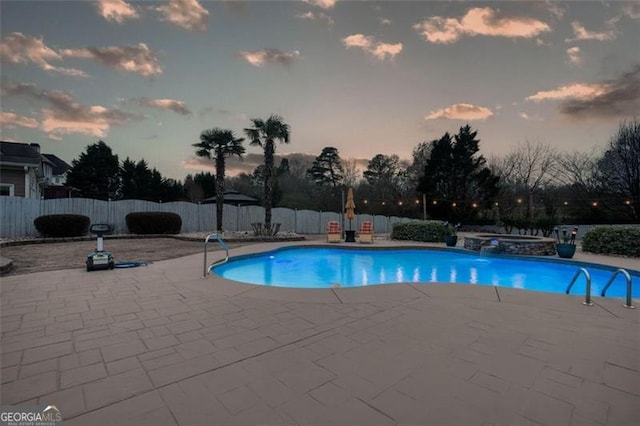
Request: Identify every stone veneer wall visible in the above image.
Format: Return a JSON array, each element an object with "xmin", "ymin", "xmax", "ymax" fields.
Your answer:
[{"xmin": 464, "ymin": 235, "xmax": 557, "ymax": 256}]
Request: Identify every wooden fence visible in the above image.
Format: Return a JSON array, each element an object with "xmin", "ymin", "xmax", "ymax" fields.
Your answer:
[{"xmin": 0, "ymin": 198, "xmax": 412, "ymax": 238}]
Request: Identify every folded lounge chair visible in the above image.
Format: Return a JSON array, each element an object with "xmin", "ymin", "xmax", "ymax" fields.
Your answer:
[
  {"xmin": 326, "ymin": 220, "xmax": 342, "ymax": 243},
  {"xmin": 358, "ymin": 221, "xmax": 374, "ymax": 243}
]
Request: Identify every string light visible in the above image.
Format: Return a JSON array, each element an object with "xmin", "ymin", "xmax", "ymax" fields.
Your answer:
[
  {"xmin": 398, "ymin": 201, "xmax": 403, "ymax": 206},
  {"xmin": 432, "ymin": 200, "xmax": 437, "ymax": 205},
  {"xmin": 452, "ymin": 202, "xmax": 457, "ymax": 207},
  {"xmin": 415, "ymin": 199, "xmax": 420, "ymax": 204},
  {"xmin": 592, "ymin": 201, "xmax": 598, "ymax": 207},
  {"xmin": 517, "ymin": 198, "xmax": 522, "ymax": 204},
  {"xmin": 625, "ymin": 200, "xmax": 631, "ymax": 205}
]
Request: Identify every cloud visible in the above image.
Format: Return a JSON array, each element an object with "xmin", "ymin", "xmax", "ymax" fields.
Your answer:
[
  {"xmin": 295, "ymin": 11, "xmax": 334, "ymax": 26},
  {"xmin": 566, "ymin": 46, "xmax": 582, "ymax": 65},
  {"xmin": 557, "ymin": 66, "xmax": 640, "ymax": 119},
  {"xmin": 425, "ymin": 103, "xmax": 494, "ymax": 120},
  {"xmin": 238, "ymin": 48, "xmax": 300, "ymax": 67},
  {"xmin": 526, "ymin": 65, "xmax": 640, "ymax": 119},
  {"xmin": 0, "ymin": 32, "xmax": 87, "ymax": 77},
  {"xmin": 0, "ymin": 112, "xmax": 39, "ymax": 128},
  {"xmin": 413, "ymin": 7, "xmax": 550, "ymax": 44},
  {"xmin": 518, "ymin": 112, "xmax": 543, "ymax": 121},
  {"xmin": 2, "ymin": 81, "xmax": 141, "ymax": 139},
  {"xmin": 622, "ymin": 3, "xmax": 640, "ymax": 20},
  {"xmin": 526, "ymin": 83, "xmax": 609, "ymax": 101},
  {"xmin": 155, "ymin": 0, "xmax": 209, "ymax": 32},
  {"xmin": 96, "ymin": 0, "xmax": 139, "ymax": 23},
  {"xmin": 566, "ymin": 21, "xmax": 616, "ymax": 42},
  {"xmin": 380, "ymin": 17, "xmax": 392, "ymax": 25},
  {"xmin": 60, "ymin": 43, "xmax": 162, "ymax": 78},
  {"xmin": 302, "ymin": 0, "xmax": 337, "ymax": 10},
  {"xmin": 544, "ymin": 1, "xmax": 565, "ymax": 19},
  {"xmin": 342, "ymin": 34, "xmax": 402, "ymax": 61},
  {"xmin": 138, "ymin": 98, "xmax": 192, "ymax": 115}
]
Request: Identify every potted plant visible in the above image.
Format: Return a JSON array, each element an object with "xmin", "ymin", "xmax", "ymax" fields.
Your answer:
[
  {"xmin": 554, "ymin": 226, "xmax": 577, "ymax": 258},
  {"xmin": 443, "ymin": 221, "xmax": 460, "ymax": 247}
]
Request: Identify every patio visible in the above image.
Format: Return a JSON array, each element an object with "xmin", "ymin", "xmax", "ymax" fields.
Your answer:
[{"xmin": 1, "ymin": 240, "xmax": 639, "ymax": 425}]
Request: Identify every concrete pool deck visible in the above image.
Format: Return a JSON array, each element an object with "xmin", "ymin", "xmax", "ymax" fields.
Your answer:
[{"xmin": 1, "ymin": 239, "xmax": 639, "ymax": 425}]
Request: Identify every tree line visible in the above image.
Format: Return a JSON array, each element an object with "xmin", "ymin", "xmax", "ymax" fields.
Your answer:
[{"xmin": 66, "ymin": 117, "xmax": 640, "ymax": 229}]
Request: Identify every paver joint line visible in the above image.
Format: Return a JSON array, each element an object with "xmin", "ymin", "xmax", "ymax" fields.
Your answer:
[
  {"xmin": 330, "ymin": 288, "xmax": 343, "ymax": 304},
  {"xmin": 495, "ymin": 286, "xmax": 501, "ymax": 302},
  {"xmin": 356, "ymin": 396, "xmax": 397, "ymax": 422}
]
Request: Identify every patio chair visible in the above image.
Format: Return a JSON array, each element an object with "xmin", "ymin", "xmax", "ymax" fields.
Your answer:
[
  {"xmin": 326, "ymin": 220, "xmax": 342, "ymax": 243},
  {"xmin": 358, "ymin": 221, "xmax": 374, "ymax": 243}
]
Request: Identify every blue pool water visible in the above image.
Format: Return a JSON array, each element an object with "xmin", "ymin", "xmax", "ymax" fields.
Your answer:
[{"xmin": 212, "ymin": 247, "xmax": 640, "ymax": 298}]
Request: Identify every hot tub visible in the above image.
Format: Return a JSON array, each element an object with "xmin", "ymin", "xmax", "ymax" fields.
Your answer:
[{"xmin": 463, "ymin": 233, "xmax": 557, "ymax": 256}]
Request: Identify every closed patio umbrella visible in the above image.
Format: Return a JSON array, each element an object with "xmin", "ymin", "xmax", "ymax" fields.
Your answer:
[{"xmin": 345, "ymin": 188, "xmax": 356, "ymax": 242}]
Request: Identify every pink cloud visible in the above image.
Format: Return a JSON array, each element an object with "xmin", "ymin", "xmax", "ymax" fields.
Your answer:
[
  {"xmin": 2, "ymin": 81, "xmax": 141, "ymax": 139},
  {"xmin": 566, "ymin": 46, "xmax": 582, "ymax": 65},
  {"xmin": 566, "ymin": 21, "xmax": 616, "ymax": 42},
  {"xmin": 526, "ymin": 83, "xmax": 609, "ymax": 101},
  {"xmin": 96, "ymin": 0, "xmax": 139, "ymax": 23},
  {"xmin": 155, "ymin": 0, "xmax": 209, "ymax": 32},
  {"xmin": 238, "ymin": 48, "xmax": 300, "ymax": 67},
  {"xmin": 295, "ymin": 11, "xmax": 334, "ymax": 26},
  {"xmin": 0, "ymin": 112, "xmax": 39, "ymax": 129},
  {"xmin": 303, "ymin": 0, "xmax": 337, "ymax": 10},
  {"xmin": 342, "ymin": 34, "xmax": 402, "ymax": 61},
  {"xmin": 0, "ymin": 32, "xmax": 87, "ymax": 77},
  {"xmin": 138, "ymin": 98, "xmax": 192, "ymax": 115},
  {"xmin": 61, "ymin": 43, "xmax": 162, "ymax": 78},
  {"xmin": 414, "ymin": 7, "xmax": 550, "ymax": 44},
  {"xmin": 425, "ymin": 103, "xmax": 494, "ymax": 120}
]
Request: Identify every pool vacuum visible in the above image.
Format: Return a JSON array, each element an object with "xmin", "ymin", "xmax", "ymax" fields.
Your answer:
[{"xmin": 86, "ymin": 224, "xmax": 114, "ymax": 271}]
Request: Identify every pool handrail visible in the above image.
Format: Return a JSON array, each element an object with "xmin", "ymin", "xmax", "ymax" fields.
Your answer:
[
  {"xmin": 203, "ymin": 233, "xmax": 229, "ymax": 278},
  {"xmin": 565, "ymin": 267, "xmax": 593, "ymax": 306},
  {"xmin": 600, "ymin": 269, "xmax": 635, "ymax": 309}
]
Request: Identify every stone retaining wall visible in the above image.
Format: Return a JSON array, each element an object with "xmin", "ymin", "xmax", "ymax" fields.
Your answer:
[{"xmin": 464, "ymin": 234, "xmax": 557, "ymax": 256}]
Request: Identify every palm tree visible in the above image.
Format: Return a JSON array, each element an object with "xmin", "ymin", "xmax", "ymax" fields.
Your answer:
[
  {"xmin": 193, "ymin": 128, "xmax": 245, "ymax": 231},
  {"xmin": 244, "ymin": 115, "xmax": 290, "ymax": 232}
]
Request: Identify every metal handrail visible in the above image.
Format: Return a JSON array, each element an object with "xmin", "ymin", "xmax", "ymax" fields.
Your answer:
[
  {"xmin": 600, "ymin": 269, "xmax": 635, "ymax": 309},
  {"xmin": 565, "ymin": 267, "xmax": 593, "ymax": 306},
  {"xmin": 203, "ymin": 233, "xmax": 229, "ymax": 277}
]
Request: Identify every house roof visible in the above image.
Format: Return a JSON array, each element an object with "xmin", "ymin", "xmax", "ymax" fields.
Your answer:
[
  {"xmin": 0, "ymin": 140, "xmax": 43, "ymax": 166},
  {"xmin": 0, "ymin": 140, "xmax": 58, "ymax": 173},
  {"xmin": 42, "ymin": 154, "xmax": 71, "ymax": 175},
  {"xmin": 202, "ymin": 190, "xmax": 259, "ymax": 205}
]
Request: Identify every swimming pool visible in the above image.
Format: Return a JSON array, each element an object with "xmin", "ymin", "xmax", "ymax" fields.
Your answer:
[{"xmin": 212, "ymin": 247, "xmax": 640, "ymax": 298}]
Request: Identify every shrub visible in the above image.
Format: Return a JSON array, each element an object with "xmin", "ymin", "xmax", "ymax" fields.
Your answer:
[
  {"xmin": 34, "ymin": 214, "xmax": 90, "ymax": 238},
  {"xmin": 126, "ymin": 212, "xmax": 182, "ymax": 235},
  {"xmin": 581, "ymin": 226, "xmax": 640, "ymax": 257},
  {"xmin": 391, "ymin": 220, "xmax": 444, "ymax": 242}
]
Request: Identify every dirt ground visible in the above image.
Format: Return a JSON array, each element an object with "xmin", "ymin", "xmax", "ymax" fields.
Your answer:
[{"xmin": 0, "ymin": 238, "xmax": 244, "ymax": 276}]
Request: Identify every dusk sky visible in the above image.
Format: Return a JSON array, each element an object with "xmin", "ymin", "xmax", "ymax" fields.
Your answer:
[{"xmin": 1, "ymin": 0, "xmax": 639, "ymax": 180}]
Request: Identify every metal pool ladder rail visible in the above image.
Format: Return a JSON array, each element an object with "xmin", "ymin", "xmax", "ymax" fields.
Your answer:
[
  {"xmin": 203, "ymin": 233, "xmax": 229, "ymax": 277},
  {"xmin": 565, "ymin": 267, "xmax": 593, "ymax": 306},
  {"xmin": 600, "ymin": 269, "xmax": 635, "ymax": 309}
]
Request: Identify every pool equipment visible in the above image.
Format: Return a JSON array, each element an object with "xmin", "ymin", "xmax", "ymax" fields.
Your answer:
[{"xmin": 86, "ymin": 224, "xmax": 114, "ymax": 271}]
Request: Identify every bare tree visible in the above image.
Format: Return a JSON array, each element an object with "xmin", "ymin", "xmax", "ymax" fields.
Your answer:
[
  {"xmin": 594, "ymin": 119, "xmax": 640, "ymax": 221},
  {"xmin": 499, "ymin": 140, "xmax": 560, "ymax": 218},
  {"xmin": 342, "ymin": 158, "xmax": 362, "ymax": 188}
]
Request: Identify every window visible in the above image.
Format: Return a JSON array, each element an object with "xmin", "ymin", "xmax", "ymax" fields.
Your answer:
[{"xmin": 0, "ymin": 184, "xmax": 15, "ymax": 196}]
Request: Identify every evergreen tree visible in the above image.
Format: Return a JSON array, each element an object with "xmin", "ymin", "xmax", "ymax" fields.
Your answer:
[
  {"xmin": 418, "ymin": 125, "xmax": 499, "ymax": 221},
  {"xmin": 306, "ymin": 147, "xmax": 344, "ymax": 189},
  {"xmin": 66, "ymin": 140, "xmax": 120, "ymax": 200}
]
